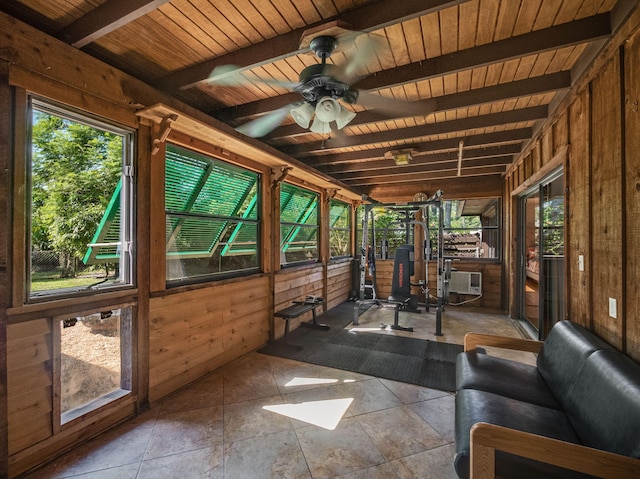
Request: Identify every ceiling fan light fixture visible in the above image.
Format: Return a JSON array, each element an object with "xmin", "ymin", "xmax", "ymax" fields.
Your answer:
[
  {"xmin": 386, "ymin": 148, "xmax": 417, "ymax": 166},
  {"xmin": 335, "ymin": 105, "xmax": 356, "ymax": 129},
  {"xmin": 315, "ymin": 96, "xmax": 341, "ymax": 122},
  {"xmin": 393, "ymin": 153, "xmax": 411, "ymax": 165},
  {"xmin": 290, "ymin": 103, "xmax": 314, "ymax": 128},
  {"xmin": 310, "ymin": 115, "xmax": 331, "ymax": 134}
]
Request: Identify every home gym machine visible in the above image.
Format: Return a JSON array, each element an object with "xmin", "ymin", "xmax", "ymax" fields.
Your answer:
[{"xmin": 353, "ymin": 191, "xmax": 449, "ymax": 336}]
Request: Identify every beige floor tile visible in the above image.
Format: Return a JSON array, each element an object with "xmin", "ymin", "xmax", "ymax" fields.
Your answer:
[
  {"xmin": 357, "ymin": 405, "xmax": 448, "ymax": 461},
  {"xmin": 333, "ymin": 462, "xmax": 402, "ymax": 479},
  {"xmin": 333, "ymin": 378, "xmax": 403, "ymax": 416},
  {"xmin": 144, "ymin": 405, "xmax": 223, "ymax": 460},
  {"xmin": 58, "ymin": 463, "xmax": 141, "ymax": 479},
  {"xmin": 46, "ymin": 415, "xmax": 156, "ymax": 477},
  {"xmin": 379, "ymin": 378, "xmax": 451, "ymax": 404},
  {"xmin": 296, "ymin": 418, "xmax": 386, "ymax": 479},
  {"xmin": 138, "ymin": 446, "xmax": 224, "ymax": 479},
  {"xmin": 410, "ymin": 395, "xmax": 457, "ymax": 442},
  {"xmin": 157, "ymin": 372, "xmax": 224, "ymax": 415},
  {"xmin": 222, "ymin": 367, "xmax": 281, "ymax": 404},
  {"xmin": 223, "ymin": 394, "xmax": 291, "ymax": 443},
  {"xmin": 393, "ymin": 444, "xmax": 460, "ymax": 479},
  {"xmin": 224, "ymin": 430, "xmax": 311, "ymax": 479}
]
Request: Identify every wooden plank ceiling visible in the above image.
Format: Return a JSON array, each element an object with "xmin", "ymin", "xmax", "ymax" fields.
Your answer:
[{"xmin": 1, "ymin": 0, "xmax": 627, "ymax": 196}]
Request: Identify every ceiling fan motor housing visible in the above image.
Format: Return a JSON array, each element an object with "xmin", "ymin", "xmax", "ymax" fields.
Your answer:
[
  {"xmin": 294, "ymin": 35, "xmax": 358, "ymax": 105},
  {"xmin": 296, "ymin": 64, "xmax": 355, "ymax": 104}
]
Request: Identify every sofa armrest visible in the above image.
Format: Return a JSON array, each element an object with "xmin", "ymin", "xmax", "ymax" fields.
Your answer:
[
  {"xmin": 470, "ymin": 422, "xmax": 640, "ymax": 479},
  {"xmin": 463, "ymin": 332, "xmax": 543, "ymax": 353}
]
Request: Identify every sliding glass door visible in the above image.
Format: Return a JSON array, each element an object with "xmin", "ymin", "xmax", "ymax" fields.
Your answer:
[{"xmin": 518, "ymin": 170, "xmax": 565, "ymax": 339}]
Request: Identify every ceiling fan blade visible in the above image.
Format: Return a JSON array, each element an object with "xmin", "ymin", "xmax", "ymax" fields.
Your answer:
[
  {"xmin": 332, "ymin": 33, "xmax": 388, "ymax": 85},
  {"xmin": 208, "ymin": 65, "xmax": 298, "ymax": 89},
  {"xmin": 235, "ymin": 104, "xmax": 294, "ymax": 138},
  {"xmin": 355, "ymin": 90, "xmax": 438, "ymax": 118}
]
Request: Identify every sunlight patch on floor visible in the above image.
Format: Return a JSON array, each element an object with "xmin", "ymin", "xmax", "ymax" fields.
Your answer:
[
  {"xmin": 263, "ymin": 398, "xmax": 353, "ymax": 430},
  {"xmin": 284, "ymin": 377, "xmax": 338, "ymax": 387}
]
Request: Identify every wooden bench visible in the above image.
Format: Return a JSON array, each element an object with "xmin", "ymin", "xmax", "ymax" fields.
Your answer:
[{"xmin": 275, "ymin": 298, "xmax": 328, "ymax": 336}]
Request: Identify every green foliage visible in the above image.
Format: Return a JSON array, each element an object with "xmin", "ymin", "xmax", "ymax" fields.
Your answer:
[
  {"xmin": 428, "ymin": 200, "xmax": 483, "ymax": 231},
  {"xmin": 542, "ymin": 197, "xmax": 564, "ymax": 256},
  {"xmin": 31, "ymin": 110, "xmax": 122, "ymax": 277}
]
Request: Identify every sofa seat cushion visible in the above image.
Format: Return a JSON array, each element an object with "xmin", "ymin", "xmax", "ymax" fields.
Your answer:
[
  {"xmin": 456, "ymin": 351, "xmax": 561, "ymax": 409},
  {"xmin": 454, "ymin": 389, "xmax": 592, "ymax": 479}
]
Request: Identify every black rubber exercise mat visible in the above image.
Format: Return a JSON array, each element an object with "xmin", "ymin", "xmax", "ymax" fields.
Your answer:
[{"xmin": 259, "ymin": 302, "xmax": 463, "ymax": 392}]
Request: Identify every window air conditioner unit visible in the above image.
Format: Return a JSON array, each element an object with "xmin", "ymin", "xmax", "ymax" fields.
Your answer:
[{"xmin": 449, "ymin": 271, "xmax": 482, "ymax": 295}]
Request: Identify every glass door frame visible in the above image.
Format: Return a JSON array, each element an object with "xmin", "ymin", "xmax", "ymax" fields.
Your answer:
[{"xmin": 516, "ymin": 167, "xmax": 565, "ymax": 340}]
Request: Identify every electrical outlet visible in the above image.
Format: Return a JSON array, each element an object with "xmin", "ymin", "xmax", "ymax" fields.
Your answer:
[
  {"xmin": 609, "ymin": 298, "xmax": 617, "ymax": 319},
  {"xmin": 578, "ymin": 255, "xmax": 584, "ymax": 272}
]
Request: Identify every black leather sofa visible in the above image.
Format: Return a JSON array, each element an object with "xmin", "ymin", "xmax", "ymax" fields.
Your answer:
[{"xmin": 454, "ymin": 320, "xmax": 640, "ymax": 479}]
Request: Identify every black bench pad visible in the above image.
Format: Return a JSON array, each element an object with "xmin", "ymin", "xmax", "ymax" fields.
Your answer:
[{"xmin": 274, "ymin": 303, "xmax": 316, "ymax": 319}]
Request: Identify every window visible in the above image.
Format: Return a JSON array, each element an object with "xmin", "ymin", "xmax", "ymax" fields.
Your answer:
[
  {"xmin": 428, "ymin": 198, "xmax": 500, "ymax": 259},
  {"xmin": 28, "ymin": 99, "xmax": 134, "ymax": 300},
  {"xmin": 165, "ymin": 144, "xmax": 260, "ymax": 283},
  {"xmin": 60, "ymin": 306, "xmax": 132, "ymax": 424},
  {"xmin": 280, "ymin": 183, "xmax": 319, "ymax": 265},
  {"xmin": 356, "ymin": 206, "xmax": 416, "ymax": 259},
  {"xmin": 329, "ymin": 199, "xmax": 351, "ymax": 258}
]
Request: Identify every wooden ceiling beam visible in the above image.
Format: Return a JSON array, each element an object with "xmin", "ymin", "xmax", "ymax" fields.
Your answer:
[
  {"xmin": 355, "ymin": 13, "xmax": 611, "ymax": 91},
  {"xmin": 434, "ymin": 71, "xmax": 569, "ymax": 112},
  {"xmin": 57, "ymin": 0, "xmax": 172, "ymax": 48},
  {"xmin": 366, "ymin": 175, "xmax": 504, "ymax": 200},
  {"xmin": 0, "ymin": 3, "xmax": 56, "ymax": 35},
  {"xmin": 215, "ymin": 14, "xmax": 610, "ymax": 123},
  {"xmin": 331, "ymin": 156, "xmax": 514, "ymax": 181},
  {"xmin": 343, "ymin": 166, "xmax": 507, "ymax": 187},
  {"xmin": 315, "ymin": 145, "xmax": 521, "ymax": 171},
  {"xmin": 154, "ymin": 0, "xmax": 469, "ymax": 91},
  {"xmin": 279, "ymin": 106, "xmax": 545, "ymax": 156},
  {"xmin": 341, "ymin": 130, "xmax": 530, "ymax": 168}
]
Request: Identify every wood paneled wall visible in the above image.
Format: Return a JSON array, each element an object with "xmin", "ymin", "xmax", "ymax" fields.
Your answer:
[
  {"xmin": 148, "ymin": 276, "xmax": 270, "ymax": 402},
  {"xmin": 326, "ymin": 261, "xmax": 353, "ymax": 309},
  {"xmin": 625, "ymin": 26, "xmax": 640, "ymax": 361},
  {"xmin": 0, "ymin": 69, "xmax": 10, "ymax": 478},
  {"xmin": 6, "ymin": 319, "xmax": 53, "ymax": 454},
  {"xmin": 505, "ymin": 8, "xmax": 640, "ymax": 361}
]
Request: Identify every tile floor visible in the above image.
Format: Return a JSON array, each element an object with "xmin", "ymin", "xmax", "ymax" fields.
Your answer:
[{"xmin": 22, "ymin": 306, "xmax": 535, "ymax": 479}]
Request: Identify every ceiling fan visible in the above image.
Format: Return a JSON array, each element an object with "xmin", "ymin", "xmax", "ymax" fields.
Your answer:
[{"xmin": 208, "ymin": 32, "xmax": 435, "ymax": 138}]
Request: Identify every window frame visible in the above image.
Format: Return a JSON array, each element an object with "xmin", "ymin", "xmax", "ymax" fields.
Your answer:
[
  {"xmin": 428, "ymin": 197, "xmax": 501, "ymax": 261},
  {"xmin": 57, "ymin": 304, "xmax": 134, "ymax": 427},
  {"xmin": 279, "ymin": 182, "xmax": 320, "ymax": 267},
  {"xmin": 329, "ymin": 199, "xmax": 352, "ymax": 259},
  {"xmin": 164, "ymin": 143, "xmax": 262, "ymax": 286},
  {"xmin": 26, "ymin": 97, "xmax": 136, "ymax": 302}
]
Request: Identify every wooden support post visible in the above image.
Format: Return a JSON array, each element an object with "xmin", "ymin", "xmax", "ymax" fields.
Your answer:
[{"xmin": 0, "ymin": 67, "xmax": 11, "ymax": 479}]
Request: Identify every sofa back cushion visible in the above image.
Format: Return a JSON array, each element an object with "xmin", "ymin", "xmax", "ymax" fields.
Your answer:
[
  {"xmin": 537, "ymin": 321, "xmax": 613, "ymax": 404},
  {"xmin": 564, "ymin": 349, "xmax": 640, "ymax": 458}
]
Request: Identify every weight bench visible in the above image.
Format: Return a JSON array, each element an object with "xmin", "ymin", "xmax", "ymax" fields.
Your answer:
[
  {"xmin": 378, "ymin": 299, "xmax": 414, "ymax": 332},
  {"xmin": 275, "ymin": 297, "xmax": 328, "ymax": 336},
  {"xmin": 353, "ymin": 299, "xmax": 413, "ymax": 332}
]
